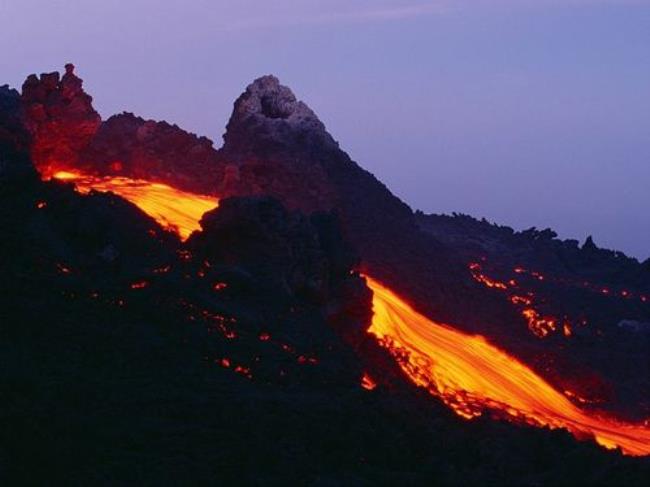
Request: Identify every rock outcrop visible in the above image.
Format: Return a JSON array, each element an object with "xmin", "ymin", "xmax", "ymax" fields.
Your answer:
[
  {"xmin": 21, "ymin": 64, "xmax": 100, "ymax": 174},
  {"xmin": 188, "ymin": 196, "xmax": 363, "ymax": 306},
  {"xmin": 222, "ymin": 75, "xmax": 339, "ymax": 157},
  {"xmin": 0, "ymin": 85, "xmax": 28, "ymax": 151},
  {"xmin": 80, "ymin": 112, "xmax": 222, "ymax": 194},
  {"xmin": 0, "ymin": 85, "xmax": 34, "ymax": 184},
  {"xmin": 216, "ymin": 75, "xmax": 340, "ymax": 211}
]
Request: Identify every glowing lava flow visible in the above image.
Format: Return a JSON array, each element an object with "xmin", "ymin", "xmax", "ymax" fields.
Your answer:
[
  {"xmin": 43, "ymin": 169, "xmax": 650, "ymax": 456},
  {"xmin": 366, "ymin": 276, "xmax": 650, "ymax": 456},
  {"xmin": 50, "ymin": 170, "xmax": 218, "ymax": 239}
]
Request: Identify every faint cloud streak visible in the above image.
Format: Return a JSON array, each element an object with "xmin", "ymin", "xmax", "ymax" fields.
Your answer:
[{"xmin": 223, "ymin": 2, "xmax": 450, "ymax": 32}]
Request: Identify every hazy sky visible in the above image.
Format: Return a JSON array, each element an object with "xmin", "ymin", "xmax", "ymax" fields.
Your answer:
[{"xmin": 1, "ymin": 0, "xmax": 649, "ymax": 259}]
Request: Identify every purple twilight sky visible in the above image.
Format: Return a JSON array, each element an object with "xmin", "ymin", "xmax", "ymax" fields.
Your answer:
[{"xmin": 1, "ymin": 0, "xmax": 649, "ymax": 259}]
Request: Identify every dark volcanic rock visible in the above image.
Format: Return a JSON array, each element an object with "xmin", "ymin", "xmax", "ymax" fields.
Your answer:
[
  {"xmin": 188, "ymin": 196, "xmax": 361, "ymax": 305},
  {"xmin": 0, "ymin": 85, "xmax": 34, "ymax": 184},
  {"xmin": 21, "ymin": 64, "xmax": 101, "ymax": 174},
  {"xmin": 216, "ymin": 75, "xmax": 339, "ymax": 211},
  {"xmin": 80, "ymin": 112, "xmax": 221, "ymax": 194},
  {"xmin": 0, "ymin": 85, "xmax": 29, "ymax": 152}
]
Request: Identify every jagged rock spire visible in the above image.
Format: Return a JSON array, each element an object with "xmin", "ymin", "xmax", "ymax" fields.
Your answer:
[
  {"xmin": 221, "ymin": 75, "xmax": 338, "ymax": 159},
  {"xmin": 583, "ymin": 235, "xmax": 598, "ymax": 251},
  {"xmin": 21, "ymin": 64, "xmax": 101, "ymax": 173},
  {"xmin": 0, "ymin": 85, "xmax": 35, "ymax": 183}
]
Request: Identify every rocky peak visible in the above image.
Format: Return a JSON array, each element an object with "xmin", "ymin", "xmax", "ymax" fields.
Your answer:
[
  {"xmin": 0, "ymin": 85, "xmax": 34, "ymax": 183},
  {"xmin": 233, "ymin": 75, "xmax": 317, "ymax": 123},
  {"xmin": 221, "ymin": 75, "xmax": 338, "ymax": 159},
  {"xmin": 0, "ymin": 85, "xmax": 26, "ymax": 148},
  {"xmin": 21, "ymin": 64, "xmax": 101, "ymax": 174},
  {"xmin": 60, "ymin": 63, "xmax": 84, "ymax": 100},
  {"xmin": 1, "ymin": 84, "xmax": 20, "ymax": 100},
  {"xmin": 583, "ymin": 235, "xmax": 598, "ymax": 251},
  {"xmin": 214, "ymin": 75, "xmax": 345, "ymax": 212}
]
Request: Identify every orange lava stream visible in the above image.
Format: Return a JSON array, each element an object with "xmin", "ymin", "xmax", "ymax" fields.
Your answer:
[
  {"xmin": 50, "ymin": 170, "xmax": 218, "ymax": 239},
  {"xmin": 366, "ymin": 276, "xmax": 650, "ymax": 456},
  {"xmin": 43, "ymin": 169, "xmax": 650, "ymax": 456}
]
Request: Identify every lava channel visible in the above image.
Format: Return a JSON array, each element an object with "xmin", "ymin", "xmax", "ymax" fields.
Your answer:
[
  {"xmin": 366, "ymin": 276, "xmax": 650, "ymax": 456},
  {"xmin": 44, "ymin": 169, "xmax": 650, "ymax": 456},
  {"xmin": 49, "ymin": 170, "xmax": 218, "ymax": 239}
]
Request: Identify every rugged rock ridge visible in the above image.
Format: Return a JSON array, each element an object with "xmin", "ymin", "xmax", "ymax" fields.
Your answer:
[
  {"xmin": 0, "ymin": 85, "xmax": 28, "ymax": 152},
  {"xmin": 18, "ymin": 65, "xmax": 222, "ymax": 194},
  {"xmin": 416, "ymin": 211, "xmax": 650, "ymax": 285},
  {"xmin": 0, "ymin": 85, "xmax": 34, "ymax": 183},
  {"xmin": 21, "ymin": 64, "xmax": 100, "ymax": 174},
  {"xmin": 81, "ymin": 112, "xmax": 221, "ymax": 194}
]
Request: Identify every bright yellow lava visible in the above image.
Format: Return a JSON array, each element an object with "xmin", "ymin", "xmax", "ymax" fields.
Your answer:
[
  {"xmin": 366, "ymin": 276, "xmax": 650, "ymax": 456},
  {"xmin": 50, "ymin": 170, "xmax": 218, "ymax": 239}
]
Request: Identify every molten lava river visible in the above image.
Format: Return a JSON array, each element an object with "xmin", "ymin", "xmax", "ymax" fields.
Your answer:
[
  {"xmin": 49, "ymin": 170, "xmax": 217, "ymax": 239},
  {"xmin": 367, "ymin": 278, "xmax": 650, "ymax": 456},
  {"xmin": 47, "ymin": 170, "xmax": 650, "ymax": 456}
]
